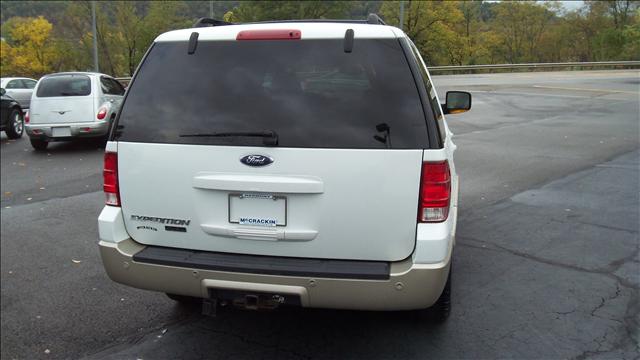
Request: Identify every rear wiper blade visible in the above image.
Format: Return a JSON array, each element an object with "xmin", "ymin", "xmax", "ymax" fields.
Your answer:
[{"xmin": 179, "ymin": 130, "xmax": 278, "ymax": 146}]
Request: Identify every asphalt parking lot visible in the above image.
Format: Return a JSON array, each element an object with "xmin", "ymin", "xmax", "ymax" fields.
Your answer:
[{"xmin": 1, "ymin": 70, "xmax": 638, "ymax": 359}]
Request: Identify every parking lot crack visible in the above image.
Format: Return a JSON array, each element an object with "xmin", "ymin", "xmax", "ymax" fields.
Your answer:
[
  {"xmin": 458, "ymin": 235, "xmax": 603, "ymax": 275},
  {"xmin": 572, "ymin": 327, "xmax": 619, "ymax": 360},
  {"xmin": 591, "ymin": 283, "xmax": 622, "ymax": 317},
  {"xmin": 572, "ymin": 220, "xmax": 638, "ymax": 235},
  {"xmin": 553, "ymin": 309, "xmax": 577, "ymax": 316},
  {"xmin": 458, "ymin": 235, "xmax": 639, "ymax": 289}
]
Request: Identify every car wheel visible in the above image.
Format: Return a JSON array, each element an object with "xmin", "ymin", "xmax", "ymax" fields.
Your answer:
[
  {"xmin": 5, "ymin": 108, "xmax": 24, "ymax": 139},
  {"xmin": 166, "ymin": 293, "xmax": 199, "ymax": 305},
  {"xmin": 418, "ymin": 264, "xmax": 452, "ymax": 323},
  {"xmin": 30, "ymin": 138, "xmax": 48, "ymax": 151}
]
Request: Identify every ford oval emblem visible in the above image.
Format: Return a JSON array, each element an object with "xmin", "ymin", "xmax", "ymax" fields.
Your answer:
[{"xmin": 240, "ymin": 155, "xmax": 273, "ymax": 167}]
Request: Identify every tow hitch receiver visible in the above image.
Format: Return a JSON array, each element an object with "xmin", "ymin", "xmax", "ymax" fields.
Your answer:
[
  {"xmin": 207, "ymin": 288, "xmax": 300, "ymax": 311},
  {"xmin": 202, "ymin": 298, "xmax": 217, "ymax": 317},
  {"xmin": 234, "ymin": 294, "xmax": 285, "ymax": 310}
]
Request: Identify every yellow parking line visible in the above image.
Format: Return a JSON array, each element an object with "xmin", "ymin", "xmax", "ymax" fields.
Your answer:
[{"xmin": 532, "ymin": 85, "xmax": 638, "ymax": 94}]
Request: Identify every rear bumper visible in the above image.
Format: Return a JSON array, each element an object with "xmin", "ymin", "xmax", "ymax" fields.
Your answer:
[
  {"xmin": 98, "ymin": 202, "xmax": 455, "ymax": 311},
  {"xmin": 99, "ymin": 238, "xmax": 451, "ymax": 311},
  {"xmin": 26, "ymin": 121, "xmax": 109, "ymax": 139}
]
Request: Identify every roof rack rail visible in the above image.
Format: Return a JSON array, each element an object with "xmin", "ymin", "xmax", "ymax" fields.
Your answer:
[
  {"xmin": 243, "ymin": 19, "xmax": 363, "ymax": 25},
  {"xmin": 193, "ymin": 17, "xmax": 234, "ymax": 28},
  {"xmin": 245, "ymin": 14, "xmax": 386, "ymax": 26},
  {"xmin": 366, "ymin": 14, "xmax": 386, "ymax": 25},
  {"xmin": 192, "ymin": 14, "xmax": 386, "ymax": 28}
]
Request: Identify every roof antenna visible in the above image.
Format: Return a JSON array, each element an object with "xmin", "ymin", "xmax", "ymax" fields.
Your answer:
[
  {"xmin": 188, "ymin": 32, "xmax": 199, "ymax": 55},
  {"xmin": 344, "ymin": 29, "xmax": 354, "ymax": 53}
]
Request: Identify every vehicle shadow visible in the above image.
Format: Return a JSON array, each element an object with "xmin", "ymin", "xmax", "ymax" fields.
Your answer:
[
  {"xmin": 30, "ymin": 139, "xmax": 106, "ymax": 154},
  {"xmin": 0, "ymin": 132, "xmax": 105, "ymax": 153},
  {"xmin": 127, "ymin": 304, "xmax": 449, "ymax": 359},
  {"xmin": 0, "ymin": 132, "xmax": 20, "ymax": 145}
]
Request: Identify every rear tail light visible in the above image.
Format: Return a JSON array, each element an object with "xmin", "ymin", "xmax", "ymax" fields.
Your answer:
[
  {"xmin": 103, "ymin": 152, "xmax": 120, "ymax": 206},
  {"xmin": 25, "ymin": 111, "xmax": 29, "ymax": 124},
  {"xmin": 97, "ymin": 107, "xmax": 108, "ymax": 120},
  {"xmin": 418, "ymin": 161, "xmax": 451, "ymax": 222}
]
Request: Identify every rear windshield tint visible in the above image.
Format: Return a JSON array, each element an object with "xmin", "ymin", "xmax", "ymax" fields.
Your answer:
[
  {"xmin": 36, "ymin": 75, "xmax": 91, "ymax": 97},
  {"xmin": 116, "ymin": 39, "xmax": 430, "ymax": 149}
]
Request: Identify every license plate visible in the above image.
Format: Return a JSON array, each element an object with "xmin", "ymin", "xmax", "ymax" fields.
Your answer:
[
  {"xmin": 52, "ymin": 127, "xmax": 71, "ymax": 137},
  {"xmin": 229, "ymin": 193, "xmax": 286, "ymax": 226}
]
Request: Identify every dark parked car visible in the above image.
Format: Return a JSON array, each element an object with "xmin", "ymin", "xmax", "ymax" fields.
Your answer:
[{"xmin": 0, "ymin": 88, "xmax": 25, "ymax": 139}]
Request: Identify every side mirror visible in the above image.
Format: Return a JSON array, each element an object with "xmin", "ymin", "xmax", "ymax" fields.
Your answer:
[
  {"xmin": 443, "ymin": 91, "xmax": 471, "ymax": 115},
  {"xmin": 0, "ymin": 88, "xmax": 5, "ymax": 96}
]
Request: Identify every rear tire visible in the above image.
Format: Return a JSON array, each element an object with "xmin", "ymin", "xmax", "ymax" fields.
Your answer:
[
  {"xmin": 30, "ymin": 138, "xmax": 48, "ymax": 151},
  {"xmin": 418, "ymin": 264, "xmax": 452, "ymax": 323},
  {"xmin": 5, "ymin": 108, "xmax": 24, "ymax": 139},
  {"xmin": 166, "ymin": 293, "xmax": 199, "ymax": 305}
]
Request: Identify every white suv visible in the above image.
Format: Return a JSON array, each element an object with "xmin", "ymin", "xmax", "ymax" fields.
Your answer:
[{"xmin": 98, "ymin": 15, "xmax": 471, "ymax": 320}]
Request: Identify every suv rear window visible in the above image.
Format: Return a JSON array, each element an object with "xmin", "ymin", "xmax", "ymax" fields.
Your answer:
[
  {"xmin": 116, "ymin": 39, "xmax": 430, "ymax": 149},
  {"xmin": 36, "ymin": 75, "xmax": 91, "ymax": 97}
]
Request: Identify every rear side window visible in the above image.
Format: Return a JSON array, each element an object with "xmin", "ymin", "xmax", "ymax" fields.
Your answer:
[
  {"xmin": 101, "ymin": 77, "xmax": 125, "ymax": 96},
  {"xmin": 110, "ymin": 79, "xmax": 125, "ymax": 95},
  {"xmin": 6, "ymin": 80, "xmax": 24, "ymax": 89},
  {"xmin": 36, "ymin": 75, "xmax": 91, "ymax": 97},
  {"xmin": 408, "ymin": 43, "xmax": 446, "ymax": 141},
  {"xmin": 24, "ymin": 80, "xmax": 37, "ymax": 89},
  {"xmin": 116, "ymin": 39, "xmax": 430, "ymax": 149}
]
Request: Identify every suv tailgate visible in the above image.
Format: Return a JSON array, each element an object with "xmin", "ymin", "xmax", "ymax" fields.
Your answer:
[{"xmin": 119, "ymin": 143, "xmax": 422, "ymax": 261}]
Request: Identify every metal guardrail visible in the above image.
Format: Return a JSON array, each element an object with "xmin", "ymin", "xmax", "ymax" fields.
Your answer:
[
  {"xmin": 115, "ymin": 61, "xmax": 639, "ymax": 83},
  {"xmin": 428, "ymin": 61, "xmax": 640, "ymax": 72}
]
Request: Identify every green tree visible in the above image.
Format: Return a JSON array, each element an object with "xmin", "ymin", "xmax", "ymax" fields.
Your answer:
[
  {"xmin": 457, "ymin": 0, "xmax": 483, "ymax": 64},
  {"xmin": 59, "ymin": 1, "xmax": 121, "ymax": 75},
  {"xmin": 380, "ymin": 0, "xmax": 463, "ymax": 65},
  {"xmin": 621, "ymin": 9, "xmax": 640, "ymax": 59},
  {"xmin": 113, "ymin": 1, "xmax": 144, "ymax": 76},
  {"xmin": 564, "ymin": 1, "xmax": 639, "ymax": 61},
  {"xmin": 0, "ymin": 1, "xmax": 67, "ymax": 24},
  {"xmin": 608, "ymin": 0, "xmax": 636, "ymax": 29},
  {"xmin": 225, "ymin": 1, "xmax": 355, "ymax": 22},
  {"xmin": 141, "ymin": 0, "xmax": 192, "ymax": 46}
]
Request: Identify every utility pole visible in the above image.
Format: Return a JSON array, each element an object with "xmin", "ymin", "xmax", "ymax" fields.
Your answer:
[
  {"xmin": 209, "ymin": 1, "xmax": 213, "ymax": 18},
  {"xmin": 399, "ymin": 1, "xmax": 405, "ymax": 31},
  {"xmin": 91, "ymin": 1, "xmax": 99, "ymax": 72}
]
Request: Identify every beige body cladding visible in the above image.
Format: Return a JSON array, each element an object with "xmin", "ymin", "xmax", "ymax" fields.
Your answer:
[{"xmin": 99, "ymin": 238, "xmax": 451, "ymax": 311}]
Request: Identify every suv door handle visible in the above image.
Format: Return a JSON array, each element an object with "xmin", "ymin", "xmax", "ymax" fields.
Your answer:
[{"xmin": 193, "ymin": 173, "xmax": 324, "ymax": 194}]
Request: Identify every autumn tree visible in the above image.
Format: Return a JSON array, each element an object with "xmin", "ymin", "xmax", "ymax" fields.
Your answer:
[
  {"xmin": 1, "ymin": 16, "xmax": 58, "ymax": 77},
  {"xmin": 1, "ymin": 1, "xmax": 638, "ymax": 76},
  {"xmin": 491, "ymin": 2, "xmax": 558, "ymax": 63}
]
